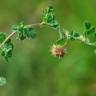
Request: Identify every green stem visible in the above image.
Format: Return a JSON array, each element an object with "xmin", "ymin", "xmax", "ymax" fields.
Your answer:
[{"xmin": 58, "ymin": 26, "xmax": 63, "ymax": 39}]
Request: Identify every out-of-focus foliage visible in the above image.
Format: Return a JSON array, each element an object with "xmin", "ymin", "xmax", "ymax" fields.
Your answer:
[
  {"xmin": 0, "ymin": 0, "xmax": 96, "ymax": 96},
  {"xmin": 0, "ymin": 77, "xmax": 6, "ymax": 86},
  {"xmin": 0, "ymin": 33, "xmax": 6, "ymax": 43}
]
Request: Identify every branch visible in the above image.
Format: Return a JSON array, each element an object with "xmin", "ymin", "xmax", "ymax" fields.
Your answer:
[
  {"xmin": 0, "ymin": 22, "xmax": 44, "ymax": 49},
  {"xmin": 0, "ymin": 31, "xmax": 16, "ymax": 48}
]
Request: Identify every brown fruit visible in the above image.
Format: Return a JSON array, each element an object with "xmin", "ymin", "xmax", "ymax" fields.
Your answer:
[{"xmin": 51, "ymin": 44, "xmax": 65, "ymax": 58}]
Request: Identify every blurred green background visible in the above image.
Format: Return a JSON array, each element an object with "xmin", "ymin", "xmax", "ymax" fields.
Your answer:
[{"xmin": 0, "ymin": 0, "xmax": 96, "ymax": 96}]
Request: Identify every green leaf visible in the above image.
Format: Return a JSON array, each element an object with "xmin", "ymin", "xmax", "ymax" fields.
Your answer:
[
  {"xmin": 1, "ymin": 42, "xmax": 13, "ymax": 61},
  {"xmin": 42, "ymin": 6, "xmax": 54, "ymax": 23},
  {"xmin": 12, "ymin": 22, "xmax": 37, "ymax": 40},
  {"xmin": 84, "ymin": 21, "xmax": 96, "ymax": 35},
  {"xmin": 48, "ymin": 20, "xmax": 59, "ymax": 28},
  {"xmin": 87, "ymin": 27, "xmax": 96, "ymax": 35},
  {"xmin": 17, "ymin": 22, "xmax": 26, "ymax": 40},
  {"xmin": 0, "ymin": 32, "xmax": 6, "ymax": 43},
  {"xmin": 25, "ymin": 25, "xmax": 37, "ymax": 39},
  {"xmin": 42, "ymin": 6, "xmax": 59, "ymax": 28},
  {"xmin": 0, "ymin": 77, "xmax": 7, "ymax": 86},
  {"xmin": 70, "ymin": 31, "xmax": 80, "ymax": 40},
  {"xmin": 84, "ymin": 21, "xmax": 91, "ymax": 30},
  {"xmin": 56, "ymin": 38, "xmax": 65, "ymax": 45}
]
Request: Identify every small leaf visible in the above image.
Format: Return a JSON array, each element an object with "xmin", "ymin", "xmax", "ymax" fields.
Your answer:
[
  {"xmin": 87, "ymin": 27, "xmax": 96, "ymax": 35},
  {"xmin": 84, "ymin": 21, "xmax": 91, "ymax": 30},
  {"xmin": 42, "ymin": 6, "xmax": 54, "ymax": 23},
  {"xmin": 0, "ymin": 77, "xmax": 7, "ymax": 86},
  {"xmin": 47, "ymin": 6, "xmax": 54, "ymax": 13},
  {"xmin": 25, "ymin": 25, "xmax": 37, "ymax": 39},
  {"xmin": 12, "ymin": 22, "xmax": 37, "ymax": 40},
  {"xmin": 42, "ymin": 6, "xmax": 59, "ymax": 28},
  {"xmin": 70, "ymin": 31, "xmax": 80, "ymax": 40},
  {"xmin": 1, "ymin": 42, "xmax": 13, "ymax": 61},
  {"xmin": 0, "ymin": 32, "xmax": 6, "ymax": 43},
  {"xmin": 12, "ymin": 22, "xmax": 26, "ymax": 40},
  {"xmin": 84, "ymin": 21, "xmax": 96, "ymax": 35},
  {"xmin": 49, "ymin": 20, "xmax": 59, "ymax": 28}
]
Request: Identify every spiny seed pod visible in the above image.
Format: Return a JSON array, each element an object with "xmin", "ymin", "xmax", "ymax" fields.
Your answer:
[{"xmin": 51, "ymin": 44, "xmax": 66, "ymax": 58}]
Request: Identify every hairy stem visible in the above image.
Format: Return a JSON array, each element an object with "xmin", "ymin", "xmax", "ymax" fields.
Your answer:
[
  {"xmin": 0, "ymin": 31, "xmax": 16, "ymax": 48},
  {"xmin": 58, "ymin": 26, "xmax": 63, "ymax": 39},
  {"xmin": 64, "ymin": 31, "xmax": 96, "ymax": 47},
  {"xmin": 31, "ymin": 22, "xmax": 45, "ymax": 26}
]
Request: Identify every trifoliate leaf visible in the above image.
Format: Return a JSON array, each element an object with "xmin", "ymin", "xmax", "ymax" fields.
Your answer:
[
  {"xmin": 1, "ymin": 42, "xmax": 13, "ymax": 61},
  {"xmin": 0, "ymin": 32, "xmax": 6, "ymax": 43},
  {"xmin": 12, "ymin": 22, "xmax": 37, "ymax": 40},
  {"xmin": 87, "ymin": 27, "xmax": 96, "ymax": 35},
  {"xmin": 12, "ymin": 22, "xmax": 26, "ymax": 40},
  {"xmin": 42, "ymin": 6, "xmax": 54, "ymax": 23},
  {"xmin": 16, "ymin": 22, "xmax": 26, "ymax": 40},
  {"xmin": 84, "ymin": 21, "xmax": 91, "ymax": 30},
  {"xmin": 48, "ymin": 20, "xmax": 59, "ymax": 28},
  {"xmin": 42, "ymin": 6, "xmax": 59, "ymax": 28},
  {"xmin": 84, "ymin": 21, "xmax": 96, "ymax": 35},
  {"xmin": 24, "ymin": 25, "xmax": 37, "ymax": 39}
]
